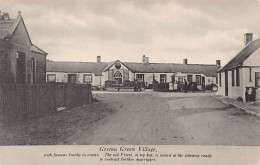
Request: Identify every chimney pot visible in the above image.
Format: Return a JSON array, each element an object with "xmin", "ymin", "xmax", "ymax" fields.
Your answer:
[
  {"xmin": 244, "ymin": 33, "xmax": 253, "ymax": 46},
  {"xmin": 183, "ymin": 59, "xmax": 188, "ymax": 64},
  {"xmin": 97, "ymin": 56, "xmax": 101, "ymax": 63},
  {"xmin": 216, "ymin": 60, "xmax": 221, "ymax": 66}
]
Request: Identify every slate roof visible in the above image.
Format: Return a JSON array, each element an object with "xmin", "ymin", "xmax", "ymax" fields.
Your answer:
[
  {"xmin": 0, "ymin": 18, "xmax": 20, "ymax": 39},
  {"xmin": 0, "ymin": 16, "xmax": 47, "ymax": 55},
  {"xmin": 46, "ymin": 61, "xmax": 108, "ymax": 76},
  {"xmin": 47, "ymin": 61, "xmax": 220, "ymax": 77},
  {"xmin": 124, "ymin": 62, "xmax": 220, "ymax": 77},
  {"xmin": 31, "ymin": 44, "xmax": 47, "ymax": 55},
  {"xmin": 218, "ymin": 38, "xmax": 260, "ymax": 72}
]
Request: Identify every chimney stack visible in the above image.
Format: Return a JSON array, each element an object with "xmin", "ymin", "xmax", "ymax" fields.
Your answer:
[
  {"xmin": 142, "ymin": 55, "xmax": 149, "ymax": 65},
  {"xmin": 97, "ymin": 56, "xmax": 101, "ymax": 63},
  {"xmin": 183, "ymin": 59, "xmax": 188, "ymax": 64},
  {"xmin": 216, "ymin": 60, "xmax": 221, "ymax": 66},
  {"xmin": 244, "ymin": 33, "xmax": 253, "ymax": 46}
]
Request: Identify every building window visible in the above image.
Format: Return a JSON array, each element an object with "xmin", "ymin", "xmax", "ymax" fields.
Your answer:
[
  {"xmin": 187, "ymin": 75, "xmax": 192, "ymax": 83},
  {"xmin": 114, "ymin": 71, "xmax": 122, "ymax": 83},
  {"xmin": 219, "ymin": 73, "xmax": 221, "ymax": 87},
  {"xmin": 47, "ymin": 74, "xmax": 56, "ymax": 82},
  {"xmin": 196, "ymin": 75, "xmax": 201, "ymax": 85},
  {"xmin": 249, "ymin": 67, "xmax": 252, "ymax": 82},
  {"xmin": 232, "ymin": 70, "xmax": 235, "ymax": 86},
  {"xmin": 178, "ymin": 77, "xmax": 184, "ymax": 83},
  {"xmin": 236, "ymin": 68, "xmax": 240, "ymax": 86},
  {"xmin": 84, "ymin": 74, "xmax": 92, "ymax": 84},
  {"xmin": 255, "ymin": 72, "xmax": 260, "ymax": 87},
  {"xmin": 136, "ymin": 74, "xmax": 144, "ymax": 82},
  {"xmin": 160, "ymin": 74, "xmax": 167, "ymax": 83},
  {"xmin": 31, "ymin": 57, "xmax": 36, "ymax": 84}
]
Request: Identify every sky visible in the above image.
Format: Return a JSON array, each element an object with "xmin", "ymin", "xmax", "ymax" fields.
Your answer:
[{"xmin": 1, "ymin": 0, "xmax": 260, "ymax": 66}]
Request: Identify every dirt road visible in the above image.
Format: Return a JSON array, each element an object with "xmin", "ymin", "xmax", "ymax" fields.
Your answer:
[
  {"xmin": 1, "ymin": 91, "xmax": 259, "ymax": 145},
  {"xmin": 67, "ymin": 92, "xmax": 260, "ymax": 145}
]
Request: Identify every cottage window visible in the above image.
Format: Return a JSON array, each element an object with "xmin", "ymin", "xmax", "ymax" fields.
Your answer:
[
  {"xmin": 136, "ymin": 74, "xmax": 144, "ymax": 82},
  {"xmin": 187, "ymin": 75, "xmax": 192, "ymax": 83},
  {"xmin": 236, "ymin": 68, "xmax": 240, "ymax": 86},
  {"xmin": 114, "ymin": 71, "xmax": 122, "ymax": 83},
  {"xmin": 47, "ymin": 74, "xmax": 56, "ymax": 82},
  {"xmin": 219, "ymin": 73, "xmax": 221, "ymax": 87},
  {"xmin": 178, "ymin": 77, "xmax": 184, "ymax": 83},
  {"xmin": 232, "ymin": 70, "xmax": 235, "ymax": 86},
  {"xmin": 84, "ymin": 74, "xmax": 92, "ymax": 84},
  {"xmin": 160, "ymin": 74, "xmax": 166, "ymax": 83},
  {"xmin": 255, "ymin": 72, "xmax": 260, "ymax": 87},
  {"xmin": 196, "ymin": 75, "xmax": 201, "ymax": 85},
  {"xmin": 249, "ymin": 67, "xmax": 252, "ymax": 82},
  {"xmin": 31, "ymin": 58, "xmax": 36, "ymax": 84}
]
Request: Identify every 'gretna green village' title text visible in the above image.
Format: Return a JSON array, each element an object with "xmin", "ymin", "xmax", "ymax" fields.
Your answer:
[{"xmin": 100, "ymin": 146, "xmax": 157, "ymax": 152}]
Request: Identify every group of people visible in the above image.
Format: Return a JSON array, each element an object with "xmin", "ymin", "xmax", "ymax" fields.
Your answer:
[{"xmin": 169, "ymin": 79, "xmax": 198, "ymax": 93}]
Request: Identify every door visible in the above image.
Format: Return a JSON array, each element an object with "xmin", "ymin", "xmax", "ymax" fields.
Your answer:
[
  {"xmin": 187, "ymin": 75, "xmax": 192, "ymax": 83},
  {"xmin": 225, "ymin": 71, "xmax": 228, "ymax": 96},
  {"xmin": 68, "ymin": 74, "xmax": 77, "ymax": 84},
  {"xmin": 171, "ymin": 76, "xmax": 175, "ymax": 83},
  {"xmin": 16, "ymin": 52, "xmax": 26, "ymax": 84},
  {"xmin": 202, "ymin": 76, "xmax": 205, "ymax": 85}
]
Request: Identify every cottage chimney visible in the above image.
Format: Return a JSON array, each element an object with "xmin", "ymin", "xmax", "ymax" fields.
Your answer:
[
  {"xmin": 216, "ymin": 60, "xmax": 221, "ymax": 66},
  {"xmin": 142, "ymin": 55, "xmax": 149, "ymax": 65},
  {"xmin": 244, "ymin": 33, "xmax": 253, "ymax": 46},
  {"xmin": 97, "ymin": 56, "xmax": 101, "ymax": 63},
  {"xmin": 17, "ymin": 11, "xmax": 22, "ymax": 18},
  {"xmin": 2, "ymin": 12, "xmax": 10, "ymax": 20},
  {"xmin": 183, "ymin": 59, "xmax": 188, "ymax": 64}
]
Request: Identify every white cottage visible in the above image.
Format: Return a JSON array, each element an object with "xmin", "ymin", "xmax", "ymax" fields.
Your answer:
[
  {"xmin": 217, "ymin": 33, "xmax": 260, "ymax": 101},
  {"xmin": 46, "ymin": 56, "xmax": 221, "ymax": 89}
]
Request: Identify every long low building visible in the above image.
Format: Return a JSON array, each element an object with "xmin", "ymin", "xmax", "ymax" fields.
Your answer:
[{"xmin": 46, "ymin": 56, "xmax": 221, "ymax": 89}]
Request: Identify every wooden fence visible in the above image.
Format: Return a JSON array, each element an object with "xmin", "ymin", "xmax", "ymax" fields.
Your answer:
[{"xmin": 0, "ymin": 84, "xmax": 92, "ymax": 123}]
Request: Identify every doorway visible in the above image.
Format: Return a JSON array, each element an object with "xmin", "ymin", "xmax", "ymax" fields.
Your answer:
[
  {"xmin": 68, "ymin": 74, "xmax": 77, "ymax": 84},
  {"xmin": 202, "ymin": 76, "xmax": 205, "ymax": 85},
  {"xmin": 225, "ymin": 71, "xmax": 228, "ymax": 96},
  {"xmin": 16, "ymin": 52, "xmax": 26, "ymax": 84}
]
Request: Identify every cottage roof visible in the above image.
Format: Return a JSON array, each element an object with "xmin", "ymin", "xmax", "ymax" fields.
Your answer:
[
  {"xmin": 0, "ymin": 14, "xmax": 47, "ymax": 55},
  {"xmin": 31, "ymin": 44, "xmax": 47, "ymax": 55},
  {"xmin": 47, "ymin": 61, "xmax": 220, "ymax": 77},
  {"xmin": 124, "ymin": 62, "xmax": 220, "ymax": 77},
  {"xmin": 218, "ymin": 38, "xmax": 260, "ymax": 72},
  {"xmin": 0, "ymin": 17, "xmax": 21, "ymax": 39},
  {"xmin": 46, "ymin": 61, "xmax": 108, "ymax": 76}
]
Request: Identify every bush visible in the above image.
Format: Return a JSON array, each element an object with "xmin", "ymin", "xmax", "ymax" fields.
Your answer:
[{"xmin": 236, "ymin": 97, "xmax": 243, "ymax": 102}]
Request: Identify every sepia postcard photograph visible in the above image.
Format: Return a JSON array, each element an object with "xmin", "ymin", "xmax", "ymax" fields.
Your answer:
[{"xmin": 0, "ymin": 0, "xmax": 260, "ymax": 164}]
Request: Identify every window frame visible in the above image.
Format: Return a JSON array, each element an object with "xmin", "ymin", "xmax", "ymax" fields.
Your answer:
[
  {"xmin": 136, "ymin": 74, "xmax": 144, "ymax": 82},
  {"xmin": 255, "ymin": 72, "xmax": 260, "ymax": 88},
  {"xmin": 47, "ymin": 74, "xmax": 56, "ymax": 82},
  {"xmin": 83, "ymin": 74, "xmax": 92, "ymax": 84},
  {"xmin": 232, "ymin": 70, "xmax": 235, "ymax": 86},
  {"xmin": 113, "ymin": 71, "xmax": 123, "ymax": 83},
  {"xmin": 196, "ymin": 75, "xmax": 201, "ymax": 85},
  {"xmin": 187, "ymin": 75, "xmax": 192, "ymax": 83},
  {"xmin": 219, "ymin": 73, "xmax": 221, "ymax": 87},
  {"xmin": 236, "ymin": 68, "xmax": 240, "ymax": 86},
  {"xmin": 160, "ymin": 74, "xmax": 167, "ymax": 83}
]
